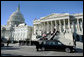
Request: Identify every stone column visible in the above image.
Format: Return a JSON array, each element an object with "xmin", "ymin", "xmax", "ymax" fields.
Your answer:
[
  {"xmin": 45, "ymin": 22, "xmax": 47, "ymax": 33},
  {"xmin": 68, "ymin": 19, "xmax": 70, "ymax": 31},
  {"xmin": 51, "ymin": 21, "xmax": 53, "ymax": 33},
  {"xmin": 34, "ymin": 25, "xmax": 36, "ymax": 34},
  {"xmin": 36, "ymin": 24, "xmax": 38, "ymax": 35},
  {"xmin": 38, "ymin": 24, "xmax": 39, "ymax": 30},
  {"xmin": 43, "ymin": 22, "xmax": 44, "ymax": 33},
  {"xmin": 41, "ymin": 23, "xmax": 43, "ymax": 34},
  {"xmin": 36, "ymin": 24, "xmax": 39, "ymax": 35},
  {"xmin": 82, "ymin": 18, "xmax": 83, "ymax": 27},
  {"xmin": 48, "ymin": 21, "xmax": 51, "ymax": 32},
  {"xmin": 52, "ymin": 21, "xmax": 54, "ymax": 32},
  {"xmin": 82, "ymin": 18, "xmax": 83, "ymax": 31},
  {"xmin": 47, "ymin": 21, "xmax": 49, "ymax": 33},
  {"xmin": 63, "ymin": 19, "xmax": 66, "ymax": 32},
  {"xmin": 77, "ymin": 18, "xmax": 80, "ymax": 32},
  {"xmin": 59, "ymin": 20, "xmax": 61, "ymax": 32},
  {"xmin": 73, "ymin": 21, "xmax": 75, "ymax": 32},
  {"xmin": 41, "ymin": 22, "xmax": 44, "ymax": 35},
  {"xmin": 39, "ymin": 24, "xmax": 41, "ymax": 35},
  {"xmin": 55, "ymin": 20, "xmax": 57, "ymax": 31},
  {"xmin": 81, "ymin": 18, "xmax": 83, "ymax": 31},
  {"xmin": 44, "ymin": 22, "xmax": 46, "ymax": 33}
]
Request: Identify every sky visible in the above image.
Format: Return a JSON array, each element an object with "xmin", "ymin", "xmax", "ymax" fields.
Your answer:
[{"xmin": 1, "ymin": 1, "xmax": 83, "ymax": 26}]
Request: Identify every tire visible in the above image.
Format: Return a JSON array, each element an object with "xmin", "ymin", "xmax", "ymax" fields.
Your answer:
[
  {"xmin": 41, "ymin": 47, "xmax": 45, "ymax": 51},
  {"xmin": 65, "ymin": 48, "xmax": 71, "ymax": 53},
  {"xmin": 37, "ymin": 48, "xmax": 40, "ymax": 51},
  {"xmin": 1, "ymin": 44, "xmax": 4, "ymax": 47},
  {"xmin": 37, "ymin": 49, "xmax": 39, "ymax": 51}
]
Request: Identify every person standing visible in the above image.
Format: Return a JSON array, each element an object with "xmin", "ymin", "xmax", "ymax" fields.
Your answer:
[{"xmin": 7, "ymin": 40, "xmax": 10, "ymax": 46}]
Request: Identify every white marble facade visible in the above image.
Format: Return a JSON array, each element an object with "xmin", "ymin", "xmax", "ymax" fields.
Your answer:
[
  {"xmin": 13, "ymin": 23, "xmax": 32, "ymax": 41},
  {"xmin": 32, "ymin": 13, "xmax": 83, "ymax": 41}
]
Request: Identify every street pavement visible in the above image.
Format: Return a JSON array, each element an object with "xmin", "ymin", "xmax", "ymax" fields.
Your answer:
[{"xmin": 1, "ymin": 42, "xmax": 83, "ymax": 56}]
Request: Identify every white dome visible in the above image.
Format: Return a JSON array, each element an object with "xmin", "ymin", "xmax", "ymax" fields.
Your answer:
[
  {"xmin": 8, "ymin": 10, "xmax": 25, "ymax": 22},
  {"xmin": 7, "ymin": 4, "xmax": 25, "ymax": 26}
]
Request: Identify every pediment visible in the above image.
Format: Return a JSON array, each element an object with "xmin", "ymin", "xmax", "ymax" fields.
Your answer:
[
  {"xmin": 40, "ymin": 13, "xmax": 69, "ymax": 20},
  {"xmin": 40, "ymin": 13, "xmax": 56, "ymax": 19}
]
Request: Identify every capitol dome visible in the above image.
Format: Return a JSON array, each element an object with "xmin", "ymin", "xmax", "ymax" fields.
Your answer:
[{"xmin": 7, "ymin": 4, "xmax": 25, "ymax": 26}]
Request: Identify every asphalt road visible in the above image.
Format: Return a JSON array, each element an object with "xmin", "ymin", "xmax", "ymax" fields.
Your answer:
[{"xmin": 1, "ymin": 42, "xmax": 83, "ymax": 56}]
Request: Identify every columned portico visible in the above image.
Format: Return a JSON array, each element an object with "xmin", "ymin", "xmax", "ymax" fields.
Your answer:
[
  {"xmin": 33, "ymin": 13, "xmax": 83, "ymax": 42},
  {"xmin": 34, "ymin": 17, "xmax": 83, "ymax": 35}
]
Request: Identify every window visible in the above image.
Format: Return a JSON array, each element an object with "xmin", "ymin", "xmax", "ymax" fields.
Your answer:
[
  {"xmin": 58, "ymin": 42, "xmax": 62, "ymax": 45},
  {"xmin": 46, "ymin": 41, "xmax": 57, "ymax": 45},
  {"xmin": 43, "ymin": 41, "xmax": 46, "ymax": 44}
]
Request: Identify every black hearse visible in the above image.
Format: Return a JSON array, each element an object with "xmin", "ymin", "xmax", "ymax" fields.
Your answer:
[{"xmin": 35, "ymin": 40, "xmax": 76, "ymax": 53}]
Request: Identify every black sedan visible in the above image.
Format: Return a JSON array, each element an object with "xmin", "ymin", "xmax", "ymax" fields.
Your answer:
[{"xmin": 35, "ymin": 40, "xmax": 76, "ymax": 53}]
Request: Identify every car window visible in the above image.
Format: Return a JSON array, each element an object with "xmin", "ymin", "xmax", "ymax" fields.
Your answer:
[
  {"xmin": 48, "ymin": 42, "xmax": 52, "ymax": 45},
  {"xmin": 53, "ymin": 42, "xmax": 58, "ymax": 45},
  {"xmin": 57, "ymin": 42, "xmax": 63, "ymax": 45},
  {"xmin": 46, "ymin": 41, "xmax": 58, "ymax": 45},
  {"xmin": 46, "ymin": 41, "xmax": 52, "ymax": 45},
  {"xmin": 43, "ymin": 41, "xmax": 46, "ymax": 44},
  {"xmin": 54, "ymin": 42, "xmax": 58, "ymax": 45}
]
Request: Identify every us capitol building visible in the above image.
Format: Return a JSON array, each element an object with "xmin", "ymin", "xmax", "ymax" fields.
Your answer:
[
  {"xmin": 1, "ymin": 5, "xmax": 32, "ymax": 41},
  {"xmin": 1, "ymin": 4, "xmax": 83, "ymax": 42}
]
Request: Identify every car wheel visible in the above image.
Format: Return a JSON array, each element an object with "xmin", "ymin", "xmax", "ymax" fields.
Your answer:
[
  {"xmin": 65, "ymin": 48, "xmax": 71, "ymax": 53},
  {"xmin": 1, "ymin": 44, "xmax": 4, "ymax": 47},
  {"xmin": 37, "ymin": 48, "xmax": 40, "ymax": 51},
  {"xmin": 41, "ymin": 47, "xmax": 45, "ymax": 51},
  {"xmin": 37, "ymin": 49, "xmax": 39, "ymax": 51}
]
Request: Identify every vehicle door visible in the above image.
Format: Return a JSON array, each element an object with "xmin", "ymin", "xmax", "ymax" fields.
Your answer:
[
  {"xmin": 44, "ymin": 41, "xmax": 53, "ymax": 50},
  {"xmin": 55, "ymin": 41, "xmax": 65, "ymax": 50}
]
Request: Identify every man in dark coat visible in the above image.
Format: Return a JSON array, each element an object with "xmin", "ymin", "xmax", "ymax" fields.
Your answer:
[{"xmin": 7, "ymin": 40, "xmax": 10, "ymax": 46}]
